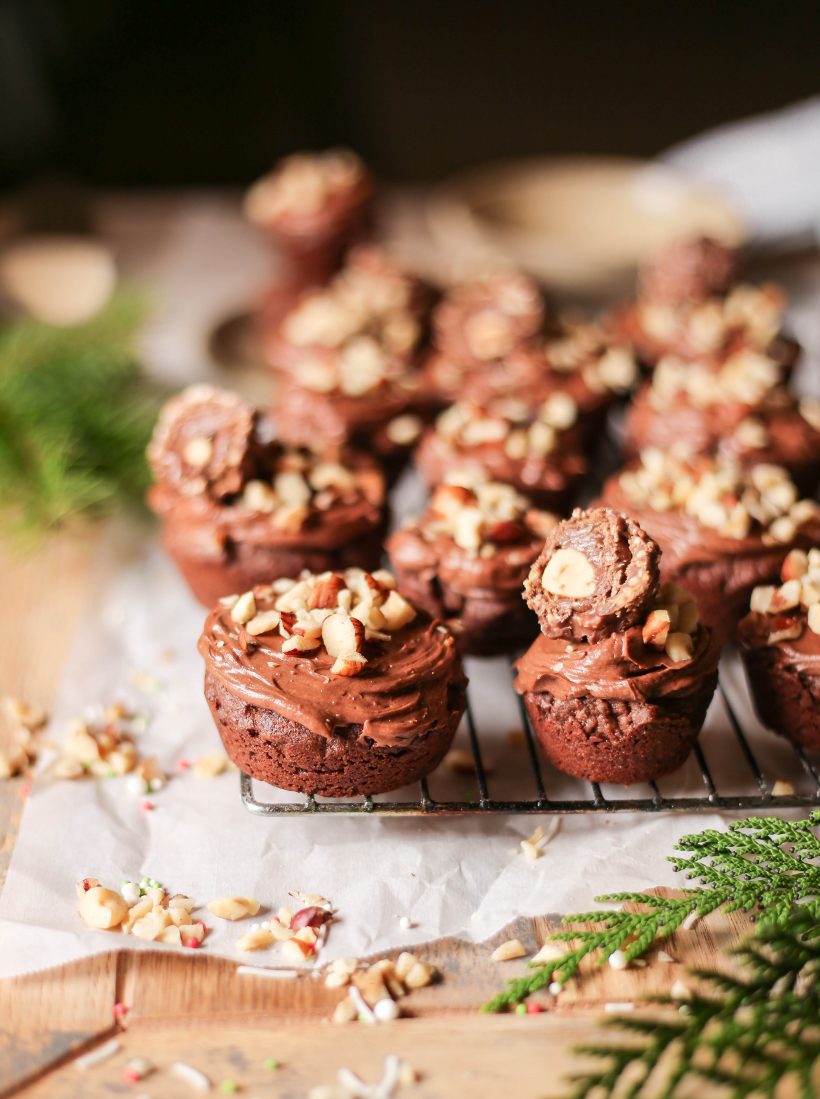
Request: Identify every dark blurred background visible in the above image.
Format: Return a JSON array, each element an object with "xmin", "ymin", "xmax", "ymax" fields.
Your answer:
[{"xmin": 1, "ymin": 0, "xmax": 819, "ymax": 188}]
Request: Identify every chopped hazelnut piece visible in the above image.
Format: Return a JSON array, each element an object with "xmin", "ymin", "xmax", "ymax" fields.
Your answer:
[
  {"xmin": 207, "ymin": 896, "xmax": 261, "ymax": 921},
  {"xmin": 490, "ymin": 938, "xmax": 528, "ymax": 962}
]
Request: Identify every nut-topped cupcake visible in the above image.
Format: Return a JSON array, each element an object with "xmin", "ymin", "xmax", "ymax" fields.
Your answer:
[
  {"xmin": 515, "ymin": 507, "xmax": 721, "ymax": 784},
  {"xmin": 623, "ymin": 352, "xmax": 820, "ymax": 493},
  {"xmin": 415, "ymin": 398, "xmax": 586, "ymax": 511},
  {"xmin": 426, "ymin": 314, "xmax": 637, "ymax": 444},
  {"xmin": 148, "ymin": 385, "xmax": 387, "ymax": 606},
  {"xmin": 738, "ymin": 549, "xmax": 820, "ymax": 751},
  {"xmin": 601, "ymin": 450, "xmax": 820, "ymax": 638},
  {"xmin": 387, "ymin": 476, "xmax": 559, "ymax": 655},
  {"xmin": 617, "ymin": 236, "xmax": 799, "ymax": 375},
  {"xmin": 431, "ymin": 271, "xmax": 545, "ymax": 370},
  {"xmin": 268, "ymin": 247, "xmax": 431, "ymax": 481},
  {"xmin": 198, "ymin": 568, "xmax": 467, "ymax": 796},
  {"xmin": 245, "ymin": 149, "xmax": 374, "ymax": 294}
]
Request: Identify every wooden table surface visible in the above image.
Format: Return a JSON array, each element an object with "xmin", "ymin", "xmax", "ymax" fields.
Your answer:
[{"xmin": 0, "ymin": 527, "xmax": 763, "ymax": 1099}]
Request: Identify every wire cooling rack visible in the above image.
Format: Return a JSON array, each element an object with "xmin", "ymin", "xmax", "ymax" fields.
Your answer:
[
  {"xmin": 239, "ymin": 421, "xmax": 820, "ymax": 818},
  {"xmin": 240, "ymin": 653, "xmax": 820, "ymax": 816}
]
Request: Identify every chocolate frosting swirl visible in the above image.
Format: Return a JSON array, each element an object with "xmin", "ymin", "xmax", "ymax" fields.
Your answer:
[
  {"xmin": 515, "ymin": 623, "xmax": 720, "ymax": 701},
  {"xmin": 198, "ymin": 593, "xmax": 466, "ymax": 747}
]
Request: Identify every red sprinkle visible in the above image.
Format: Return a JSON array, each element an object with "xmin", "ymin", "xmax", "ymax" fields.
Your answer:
[
  {"xmin": 184, "ymin": 937, "xmax": 201, "ymax": 949},
  {"xmin": 113, "ymin": 1001, "xmax": 128, "ymax": 1020},
  {"xmin": 140, "ymin": 799, "xmax": 154, "ymax": 813},
  {"xmin": 176, "ymin": 758, "xmax": 191, "ymax": 772},
  {"xmin": 196, "ymin": 920, "xmax": 207, "ymax": 933},
  {"xmin": 123, "ymin": 1068, "xmax": 141, "ymax": 1083},
  {"xmin": 526, "ymin": 1001, "xmax": 544, "ymax": 1014},
  {"xmin": 20, "ymin": 782, "xmax": 32, "ymax": 798}
]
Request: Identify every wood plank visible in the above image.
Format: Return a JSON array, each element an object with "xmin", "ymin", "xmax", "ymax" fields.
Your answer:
[
  {"xmin": 9, "ymin": 1015, "xmax": 729, "ymax": 1099},
  {"xmin": 0, "ymin": 953, "xmax": 119, "ymax": 1097}
]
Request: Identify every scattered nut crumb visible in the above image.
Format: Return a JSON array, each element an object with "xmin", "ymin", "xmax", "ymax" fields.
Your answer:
[
  {"xmin": 192, "ymin": 751, "xmax": 232, "ymax": 778},
  {"xmin": 772, "ymin": 779, "xmax": 795, "ymax": 797},
  {"xmin": 491, "ymin": 938, "xmax": 528, "ymax": 962}
]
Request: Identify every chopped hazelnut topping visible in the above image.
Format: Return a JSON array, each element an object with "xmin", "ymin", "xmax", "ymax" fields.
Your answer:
[
  {"xmin": 222, "ymin": 569, "xmax": 419, "ymax": 677},
  {"xmin": 244, "ymin": 148, "xmax": 364, "ymax": 225},
  {"xmin": 421, "ymin": 475, "xmax": 555, "ymax": 557},
  {"xmin": 748, "ymin": 544, "xmax": 820, "ymax": 644},
  {"xmin": 639, "ymin": 282, "xmax": 785, "ymax": 357},
  {"xmin": 618, "ymin": 450, "xmax": 817, "ymax": 542}
]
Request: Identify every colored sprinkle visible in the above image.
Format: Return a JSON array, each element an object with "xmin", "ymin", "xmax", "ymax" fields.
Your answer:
[
  {"xmin": 140, "ymin": 799, "xmax": 154, "ymax": 813},
  {"xmin": 20, "ymin": 782, "xmax": 32, "ymax": 798},
  {"xmin": 263, "ymin": 1058, "xmax": 280, "ymax": 1071},
  {"xmin": 123, "ymin": 1068, "xmax": 141, "ymax": 1083},
  {"xmin": 185, "ymin": 937, "xmax": 201, "ymax": 949},
  {"xmin": 515, "ymin": 1003, "xmax": 527, "ymax": 1015},
  {"xmin": 113, "ymin": 1001, "xmax": 128, "ymax": 1020},
  {"xmin": 177, "ymin": 758, "xmax": 191, "ymax": 772},
  {"xmin": 220, "ymin": 1079, "xmax": 238, "ymax": 1094},
  {"xmin": 526, "ymin": 1002, "xmax": 544, "ymax": 1014}
]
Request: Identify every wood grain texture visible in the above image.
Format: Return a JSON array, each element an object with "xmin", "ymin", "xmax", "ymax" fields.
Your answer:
[{"xmin": 10, "ymin": 1015, "xmax": 734, "ymax": 1099}]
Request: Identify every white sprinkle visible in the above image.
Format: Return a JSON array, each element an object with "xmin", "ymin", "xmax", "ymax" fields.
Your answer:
[
  {"xmin": 171, "ymin": 1061, "xmax": 212, "ymax": 1091},
  {"xmin": 671, "ymin": 979, "xmax": 691, "ymax": 1000},
  {"xmin": 373, "ymin": 997, "xmax": 401, "ymax": 1022},
  {"xmin": 236, "ymin": 965, "xmax": 300, "ymax": 979},
  {"xmin": 604, "ymin": 1001, "xmax": 636, "ymax": 1013},
  {"xmin": 657, "ymin": 950, "xmax": 677, "ymax": 963},
  {"xmin": 681, "ymin": 911, "xmax": 700, "ymax": 931},
  {"xmin": 121, "ymin": 881, "xmax": 141, "ymax": 905},
  {"xmin": 548, "ymin": 981, "xmax": 563, "ymax": 996},
  {"xmin": 398, "ymin": 916, "xmax": 413, "ymax": 930},
  {"xmin": 74, "ymin": 1038, "xmax": 121, "ymax": 1071},
  {"xmin": 125, "ymin": 1056, "xmax": 154, "ymax": 1079},
  {"xmin": 608, "ymin": 949, "xmax": 628, "ymax": 971},
  {"xmin": 336, "ymin": 1067, "xmax": 369, "ymax": 1097},
  {"xmin": 125, "ymin": 774, "xmax": 147, "ymax": 799},
  {"xmin": 348, "ymin": 984, "xmax": 376, "ymax": 1025}
]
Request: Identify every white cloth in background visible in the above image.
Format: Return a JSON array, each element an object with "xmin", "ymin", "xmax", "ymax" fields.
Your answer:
[{"xmin": 663, "ymin": 95, "xmax": 820, "ymax": 244}]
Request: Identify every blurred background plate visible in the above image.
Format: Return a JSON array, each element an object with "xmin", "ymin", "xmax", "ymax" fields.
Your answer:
[{"xmin": 426, "ymin": 156, "xmax": 747, "ymax": 298}]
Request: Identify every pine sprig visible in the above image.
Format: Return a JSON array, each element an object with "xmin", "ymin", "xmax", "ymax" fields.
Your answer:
[
  {"xmin": 0, "ymin": 295, "xmax": 161, "ymax": 537},
  {"xmin": 570, "ymin": 911, "xmax": 819, "ymax": 1099},
  {"xmin": 481, "ymin": 812, "xmax": 820, "ymax": 1013}
]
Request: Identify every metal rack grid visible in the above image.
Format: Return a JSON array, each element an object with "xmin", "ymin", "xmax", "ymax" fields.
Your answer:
[{"xmin": 240, "ymin": 661, "xmax": 820, "ymax": 817}]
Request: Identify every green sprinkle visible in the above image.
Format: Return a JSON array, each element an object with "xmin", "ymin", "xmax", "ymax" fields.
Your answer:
[
  {"xmin": 515, "ymin": 1003, "xmax": 527, "ymax": 1015},
  {"xmin": 263, "ymin": 1058, "xmax": 280, "ymax": 1071},
  {"xmin": 219, "ymin": 1080, "xmax": 237, "ymax": 1094}
]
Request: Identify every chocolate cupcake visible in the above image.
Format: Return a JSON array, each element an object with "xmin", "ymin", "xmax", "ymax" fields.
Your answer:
[
  {"xmin": 148, "ymin": 385, "xmax": 387, "ymax": 606},
  {"xmin": 415, "ymin": 398, "xmax": 586, "ymax": 511},
  {"xmin": 515, "ymin": 507, "xmax": 720, "ymax": 784},
  {"xmin": 738, "ymin": 548, "xmax": 820, "ymax": 751},
  {"xmin": 623, "ymin": 352, "xmax": 820, "ymax": 493},
  {"xmin": 387, "ymin": 476, "xmax": 559, "ymax": 655},
  {"xmin": 426, "ymin": 314, "xmax": 637, "ymax": 444},
  {"xmin": 617, "ymin": 236, "xmax": 799, "ymax": 375},
  {"xmin": 198, "ymin": 568, "xmax": 467, "ymax": 796},
  {"xmin": 245, "ymin": 149, "xmax": 374, "ymax": 319},
  {"xmin": 267, "ymin": 247, "xmax": 431, "ymax": 481},
  {"xmin": 431, "ymin": 271, "xmax": 545, "ymax": 368},
  {"xmin": 601, "ymin": 451, "xmax": 820, "ymax": 638}
]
